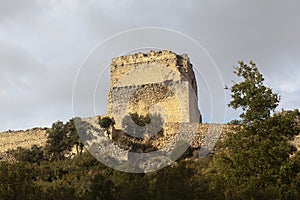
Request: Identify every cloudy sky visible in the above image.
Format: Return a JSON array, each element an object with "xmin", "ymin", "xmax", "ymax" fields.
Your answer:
[{"xmin": 1, "ymin": 0, "xmax": 299, "ymax": 131}]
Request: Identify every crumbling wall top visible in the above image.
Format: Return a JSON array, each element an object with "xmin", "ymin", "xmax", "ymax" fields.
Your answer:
[
  {"xmin": 111, "ymin": 50, "xmax": 183, "ymax": 66},
  {"xmin": 110, "ymin": 50, "xmax": 197, "ymax": 97}
]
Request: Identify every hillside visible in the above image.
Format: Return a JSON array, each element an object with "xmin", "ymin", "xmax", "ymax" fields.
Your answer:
[
  {"xmin": 0, "ymin": 123, "xmax": 299, "ymax": 154},
  {"xmin": 0, "ymin": 128, "xmax": 48, "ymax": 153}
]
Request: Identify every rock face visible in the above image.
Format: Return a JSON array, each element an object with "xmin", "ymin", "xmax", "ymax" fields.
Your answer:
[
  {"xmin": 107, "ymin": 50, "xmax": 201, "ymax": 131},
  {"xmin": 0, "ymin": 128, "xmax": 48, "ymax": 153}
]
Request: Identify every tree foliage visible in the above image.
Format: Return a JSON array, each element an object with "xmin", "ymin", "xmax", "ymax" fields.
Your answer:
[
  {"xmin": 129, "ymin": 113, "xmax": 151, "ymax": 127},
  {"xmin": 0, "ymin": 162, "xmax": 37, "ymax": 200},
  {"xmin": 10, "ymin": 145, "xmax": 44, "ymax": 164},
  {"xmin": 45, "ymin": 118, "xmax": 82, "ymax": 160},
  {"xmin": 209, "ymin": 61, "xmax": 300, "ymax": 199},
  {"xmin": 122, "ymin": 113, "xmax": 163, "ymax": 138},
  {"xmin": 98, "ymin": 116, "xmax": 115, "ymax": 136},
  {"xmin": 229, "ymin": 60, "xmax": 280, "ymax": 124}
]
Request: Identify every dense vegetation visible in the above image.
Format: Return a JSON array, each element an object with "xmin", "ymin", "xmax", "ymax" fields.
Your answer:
[{"xmin": 1, "ymin": 61, "xmax": 300, "ymax": 199}]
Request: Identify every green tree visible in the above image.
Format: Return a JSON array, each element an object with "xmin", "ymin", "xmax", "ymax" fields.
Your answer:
[
  {"xmin": 64, "ymin": 118, "xmax": 84, "ymax": 155},
  {"xmin": 209, "ymin": 61, "xmax": 300, "ymax": 199},
  {"xmin": 45, "ymin": 121, "xmax": 65, "ymax": 160},
  {"xmin": 98, "ymin": 116, "xmax": 115, "ymax": 137},
  {"xmin": 86, "ymin": 174, "xmax": 115, "ymax": 200},
  {"xmin": 0, "ymin": 162, "xmax": 37, "ymax": 200},
  {"xmin": 150, "ymin": 161, "xmax": 194, "ymax": 200},
  {"xmin": 229, "ymin": 60, "xmax": 280, "ymax": 124},
  {"xmin": 122, "ymin": 113, "xmax": 163, "ymax": 138},
  {"xmin": 279, "ymin": 151, "xmax": 300, "ymax": 199},
  {"xmin": 129, "ymin": 113, "xmax": 151, "ymax": 126},
  {"xmin": 11, "ymin": 145, "xmax": 44, "ymax": 164},
  {"xmin": 45, "ymin": 119, "xmax": 82, "ymax": 160}
]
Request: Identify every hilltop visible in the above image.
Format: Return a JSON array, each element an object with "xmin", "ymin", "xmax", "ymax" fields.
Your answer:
[{"xmin": 0, "ymin": 128, "xmax": 48, "ymax": 153}]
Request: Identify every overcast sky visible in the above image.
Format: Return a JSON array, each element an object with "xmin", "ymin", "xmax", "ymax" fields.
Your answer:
[{"xmin": 1, "ymin": 0, "xmax": 300, "ymax": 131}]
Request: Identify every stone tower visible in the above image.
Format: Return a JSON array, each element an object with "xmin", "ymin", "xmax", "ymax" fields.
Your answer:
[{"xmin": 107, "ymin": 50, "xmax": 201, "ymax": 132}]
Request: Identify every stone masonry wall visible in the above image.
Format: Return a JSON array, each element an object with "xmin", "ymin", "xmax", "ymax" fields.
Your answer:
[
  {"xmin": 1, "ymin": 124, "xmax": 300, "ymax": 157},
  {"xmin": 108, "ymin": 50, "xmax": 201, "ymax": 130},
  {"xmin": 109, "ymin": 50, "xmax": 198, "ymax": 96}
]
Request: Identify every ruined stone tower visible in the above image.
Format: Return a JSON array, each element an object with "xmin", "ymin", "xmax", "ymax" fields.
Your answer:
[{"xmin": 107, "ymin": 50, "xmax": 201, "ymax": 132}]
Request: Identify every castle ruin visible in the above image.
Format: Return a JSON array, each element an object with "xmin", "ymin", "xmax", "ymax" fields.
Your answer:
[{"xmin": 107, "ymin": 50, "xmax": 202, "ymax": 133}]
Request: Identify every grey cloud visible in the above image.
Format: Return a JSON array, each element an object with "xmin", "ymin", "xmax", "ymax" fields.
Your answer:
[
  {"xmin": 0, "ymin": 0, "xmax": 300, "ymax": 131},
  {"xmin": 0, "ymin": 0, "xmax": 40, "ymax": 22}
]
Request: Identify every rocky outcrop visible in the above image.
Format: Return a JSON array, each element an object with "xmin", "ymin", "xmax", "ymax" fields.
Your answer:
[{"xmin": 0, "ymin": 128, "xmax": 48, "ymax": 153}]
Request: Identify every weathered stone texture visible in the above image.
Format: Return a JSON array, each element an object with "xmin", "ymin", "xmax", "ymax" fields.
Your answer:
[
  {"xmin": 108, "ymin": 50, "xmax": 201, "ymax": 130},
  {"xmin": 110, "ymin": 50, "xmax": 198, "ymax": 96},
  {"xmin": 0, "ymin": 128, "xmax": 48, "ymax": 153}
]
